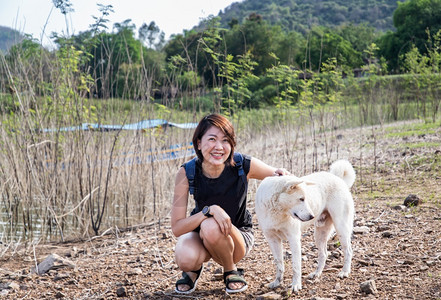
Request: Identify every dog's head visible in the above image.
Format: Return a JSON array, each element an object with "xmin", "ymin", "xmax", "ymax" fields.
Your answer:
[{"xmin": 278, "ymin": 177, "xmax": 315, "ymax": 222}]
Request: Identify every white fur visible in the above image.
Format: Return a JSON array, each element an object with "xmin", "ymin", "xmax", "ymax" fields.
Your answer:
[{"xmin": 255, "ymin": 160, "xmax": 355, "ymax": 292}]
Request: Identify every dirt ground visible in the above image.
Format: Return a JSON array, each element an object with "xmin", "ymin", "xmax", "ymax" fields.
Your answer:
[{"xmin": 1, "ymin": 121, "xmax": 440, "ymax": 299}]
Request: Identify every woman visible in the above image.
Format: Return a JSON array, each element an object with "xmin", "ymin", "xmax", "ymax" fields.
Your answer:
[{"xmin": 171, "ymin": 113, "xmax": 289, "ymax": 294}]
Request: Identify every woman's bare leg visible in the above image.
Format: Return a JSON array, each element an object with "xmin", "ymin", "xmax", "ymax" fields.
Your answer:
[
  {"xmin": 199, "ymin": 218, "xmax": 247, "ymax": 290},
  {"xmin": 175, "ymin": 231, "xmax": 211, "ymax": 292}
]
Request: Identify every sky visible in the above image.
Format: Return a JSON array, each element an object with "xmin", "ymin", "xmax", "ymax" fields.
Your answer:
[{"xmin": 0, "ymin": 0, "xmax": 241, "ymax": 46}]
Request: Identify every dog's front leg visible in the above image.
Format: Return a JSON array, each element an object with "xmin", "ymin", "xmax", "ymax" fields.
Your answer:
[
  {"xmin": 287, "ymin": 233, "xmax": 302, "ymax": 292},
  {"xmin": 265, "ymin": 234, "xmax": 284, "ymax": 289}
]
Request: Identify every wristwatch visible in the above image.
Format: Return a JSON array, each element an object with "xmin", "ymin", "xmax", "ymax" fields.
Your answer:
[{"xmin": 202, "ymin": 205, "xmax": 212, "ymax": 217}]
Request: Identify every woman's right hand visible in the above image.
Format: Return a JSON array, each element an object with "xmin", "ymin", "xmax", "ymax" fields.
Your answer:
[{"xmin": 209, "ymin": 205, "xmax": 232, "ymax": 236}]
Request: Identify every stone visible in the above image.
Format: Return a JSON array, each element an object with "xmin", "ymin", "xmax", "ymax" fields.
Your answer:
[
  {"xmin": 53, "ymin": 273, "xmax": 70, "ymax": 281},
  {"xmin": 382, "ymin": 231, "xmax": 393, "ymax": 238},
  {"xmin": 353, "ymin": 226, "xmax": 370, "ymax": 234},
  {"xmin": 404, "ymin": 194, "xmax": 422, "ymax": 207},
  {"xmin": 0, "ymin": 290, "xmax": 9, "ymax": 297},
  {"xmin": 360, "ymin": 280, "xmax": 378, "ymax": 294},
  {"xmin": 116, "ymin": 286, "xmax": 127, "ymax": 297},
  {"xmin": 376, "ymin": 225, "xmax": 391, "ymax": 232},
  {"xmin": 32, "ymin": 254, "xmax": 75, "ymax": 275},
  {"xmin": 0, "ymin": 282, "xmax": 20, "ymax": 291},
  {"xmin": 212, "ymin": 268, "xmax": 223, "ymax": 281},
  {"xmin": 392, "ymin": 205, "xmax": 407, "ymax": 211},
  {"xmin": 256, "ymin": 291, "xmax": 282, "ymax": 299}
]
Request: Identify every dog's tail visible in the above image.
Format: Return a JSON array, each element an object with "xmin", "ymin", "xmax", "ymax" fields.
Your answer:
[{"xmin": 330, "ymin": 159, "xmax": 356, "ymax": 188}]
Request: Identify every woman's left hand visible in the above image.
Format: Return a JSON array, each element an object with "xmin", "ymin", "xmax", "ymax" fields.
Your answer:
[
  {"xmin": 210, "ymin": 205, "xmax": 232, "ymax": 236},
  {"xmin": 274, "ymin": 168, "xmax": 290, "ymax": 176}
]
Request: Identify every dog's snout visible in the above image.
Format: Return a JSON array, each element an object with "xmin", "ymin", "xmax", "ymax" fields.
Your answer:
[{"xmin": 292, "ymin": 212, "xmax": 315, "ymax": 222}]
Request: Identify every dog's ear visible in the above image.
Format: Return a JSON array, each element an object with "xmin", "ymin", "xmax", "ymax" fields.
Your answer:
[{"xmin": 284, "ymin": 179, "xmax": 303, "ymax": 194}]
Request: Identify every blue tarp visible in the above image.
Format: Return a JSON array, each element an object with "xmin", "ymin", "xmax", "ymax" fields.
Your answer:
[
  {"xmin": 45, "ymin": 142, "xmax": 196, "ymax": 169},
  {"xmin": 43, "ymin": 119, "xmax": 198, "ymax": 132}
]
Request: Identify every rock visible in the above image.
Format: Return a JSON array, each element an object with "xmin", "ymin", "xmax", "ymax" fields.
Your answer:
[
  {"xmin": 393, "ymin": 205, "xmax": 407, "ymax": 211},
  {"xmin": 376, "ymin": 225, "xmax": 390, "ymax": 232},
  {"xmin": 0, "ymin": 290, "xmax": 8, "ymax": 297},
  {"xmin": 353, "ymin": 226, "xmax": 370, "ymax": 234},
  {"xmin": 9, "ymin": 282, "xmax": 19, "ymax": 291},
  {"xmin": 32, "ymin": 254, "xmax": 75, "ymax": 275},
  {"xmin": 0, "ymin": 282, "xmax": 20, "ymax": 291},
  {"xmin": 331, "ymin": 250, "xmax": 342, "ymax": 258},
  {"xmin": 426, "ymin": 260, "xmax": 436, "ymax": 266},
  {"xmin": 256, "ymin": 291, "xmax": 282, "ymax": 299},
  {"xmin": 420, "ymin": 265, "xmax": 429, "ymax": 271},
  {"xmin": 55, "ymin": 291, "xmax": 66, "ymax": 299},
  {"xmin": 404, "ymin": 194, "xmax": 422, "ymax": 207},
  {"xmin": 53, "ymin": 273, "xmax": 70, "ymax": 281},
  {"xmin": 212, "ymin": 268, "xmax": 223, "ymax": 281},
  {"xmin": 116, "ymin": 286, "xmax": 127, "ymax": 297},
  {"xmin": 360, "ymin": 280, "xmax": 378, "ymax": 294},
  {"xmin": 382, "ymin": 231, "xmax": 393, "ymax": 238},
  {"xmin": 127, "ymin": 268, "xmax": 143, "ymax": 276}
]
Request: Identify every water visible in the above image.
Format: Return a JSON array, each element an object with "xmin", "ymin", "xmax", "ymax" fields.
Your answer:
[
  {"xmin": 0, "ymin": 142, "xmax": 194, "ymax": 243},
  {"xmin": 0, "ymin": 200, "xmax": 145, "ymax": 243}
]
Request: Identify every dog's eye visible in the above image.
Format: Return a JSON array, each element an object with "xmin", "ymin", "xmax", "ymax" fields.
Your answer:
[{"xmin": 299, "ymin": 197, "xmax": 305, "ymax": 202}]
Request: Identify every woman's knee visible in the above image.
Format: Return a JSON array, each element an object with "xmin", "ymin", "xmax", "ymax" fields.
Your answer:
[
  {"xmin": 175, "ymin": 233, "xmax": 206, "ymax": 271},
  {"xmin": 176, "ymin": 254, "xmax": 198, "ymax": 271},
  {"xmin": 199, "ymin": 218, "xmax": 224, "ymax": 245}
]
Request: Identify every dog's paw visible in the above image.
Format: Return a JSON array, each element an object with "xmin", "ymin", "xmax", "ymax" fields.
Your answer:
[
  {"xmin": 338, "ymin": 270, "xmax": 350, "ymax": 278},
  {"xmin": 268, "ymin": 280, "xmax": 281, "ymax": 289},
  {"xmin": 291, "ymin": 282, "xmax": 302, "ymax": 292},
  {"xmin": 307, "ymin": 271, "xmax": 322, "ymax": 280}
]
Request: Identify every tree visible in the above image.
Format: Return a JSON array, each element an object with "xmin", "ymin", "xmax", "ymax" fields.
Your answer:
[
  {"xmin": 223, "ymin": 13, "xmax": 282, "ymax": 75},
  {"xmin": 3, "ymin": 36, "xmax": 50, "ymax": 97},
  {"xmin": 378, "ymin": 0, "xmax": 441, "ymax": 72},
  {"xmin": 275, "ymin": 30, "xmax": 305, "ymax": 67},
  {"xmin": 296, "ymin": 27, "xmax": 362, "ymax": 71},
  {"xmin": 52, "ymin": 0, "xmax": 74, "ymax": 36},
  {"xmin": 139, "ymin": 21, "xmax": 165, "ymax": 50},
  {"xmin": 337, "ymin": 23, "xmax": 378, "ymax": 61}
]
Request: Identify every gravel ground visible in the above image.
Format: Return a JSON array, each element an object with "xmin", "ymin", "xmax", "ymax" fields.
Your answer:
[{"xmin": 1, "ymin": 120, "xmax": 440, "ymax": 299}]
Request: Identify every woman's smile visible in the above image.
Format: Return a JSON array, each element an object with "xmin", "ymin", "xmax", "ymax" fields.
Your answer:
[
  {"xmin": 198, "ymin": 126, "xmax": 232, "ymax": 168},
  {"xmin": 211, "ymin": 152, "xmax": 224, "ymax": 159}
]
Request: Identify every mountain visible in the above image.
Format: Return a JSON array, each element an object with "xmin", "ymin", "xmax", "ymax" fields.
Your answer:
[
  {"xmin": 0, "ymin": 26, "xmax": 24, "ymax": 53},
  {"xmin": 215, "ymin": 0, "xmax": 406, "ymax": 33}
]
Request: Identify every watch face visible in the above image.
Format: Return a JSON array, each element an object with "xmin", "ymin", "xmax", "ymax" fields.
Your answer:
[{"xmin": 202, "ymin": 206, "xmax": 209, "ymax": 215}]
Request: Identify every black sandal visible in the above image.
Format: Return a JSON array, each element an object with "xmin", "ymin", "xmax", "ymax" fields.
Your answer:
[
  {"xmin": 175, "ymin": 265, "xmax": 204, "ymax": 294},
  {"xmin": 223, "ymin": 268, "xmax": 248, "ymax": 293}
]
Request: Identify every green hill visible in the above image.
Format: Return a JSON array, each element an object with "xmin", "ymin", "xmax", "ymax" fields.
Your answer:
[
  {"xmin": 215, "ymin": 0, "xmax": 406, "ymax": 33},
  {"xmin": 0, "ymin": 26, "xmax": 24, "ymax": 53}
]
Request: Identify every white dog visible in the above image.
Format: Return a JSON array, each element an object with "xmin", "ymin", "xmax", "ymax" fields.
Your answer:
[{"xmin": 255, "ymin": 160, "xmax": 356, "ymax": 292}]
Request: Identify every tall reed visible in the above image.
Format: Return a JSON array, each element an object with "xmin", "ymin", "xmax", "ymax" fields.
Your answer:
[{"xmin": 0, "ymin": 30, "xmax": 440, "ymax": 247}]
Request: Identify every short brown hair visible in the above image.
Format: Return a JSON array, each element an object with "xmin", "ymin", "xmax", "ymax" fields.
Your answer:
[{"xmin": 192, "ymin": 114, "xmax": 236, "ymax": 165}]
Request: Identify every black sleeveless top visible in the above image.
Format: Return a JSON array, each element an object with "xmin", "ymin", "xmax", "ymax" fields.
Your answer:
[{"xmin": 186, "ymin": 154, "xmax": 252, "ymax": 230}]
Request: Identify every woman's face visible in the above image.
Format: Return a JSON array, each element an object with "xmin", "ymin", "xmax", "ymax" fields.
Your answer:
[{"xmin": 198, "ymin": 125, "xmax": 232, "ymax": 167}]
